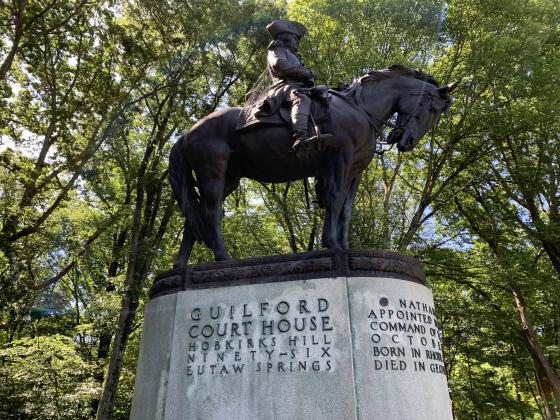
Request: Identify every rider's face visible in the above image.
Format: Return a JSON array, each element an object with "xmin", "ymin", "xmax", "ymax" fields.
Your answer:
[{"xmin": 277, "ymin": 33, "xmax": 299, "ymax": 51}]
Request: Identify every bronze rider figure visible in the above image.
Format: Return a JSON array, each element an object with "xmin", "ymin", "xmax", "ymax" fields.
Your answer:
[{"xmin": 266, "ymin": 20, "xmax": 326, "ymax": 151}]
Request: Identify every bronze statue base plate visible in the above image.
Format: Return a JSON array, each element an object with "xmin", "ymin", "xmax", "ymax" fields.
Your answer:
[{"xmin": 150, "ymin": 248, "xmax": 426, "ymax": 299}]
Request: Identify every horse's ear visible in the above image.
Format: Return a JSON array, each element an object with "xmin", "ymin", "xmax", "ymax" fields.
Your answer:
[
  {"xmin": 446, "ymin": 81, "xmax": 459, "ymax": 92},
  {"xmin": 438, "ymin": 82, "xmax": 459, "ymax": 97}
]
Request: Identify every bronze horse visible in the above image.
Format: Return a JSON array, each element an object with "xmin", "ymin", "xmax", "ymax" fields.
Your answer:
[{"xmin": 169, "ymin": 65, "xmax": 457, "ymax": 267}]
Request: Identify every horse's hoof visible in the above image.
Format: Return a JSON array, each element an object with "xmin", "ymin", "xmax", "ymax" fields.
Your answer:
[{"xmin": 323, "ymin": 242, "xmax": 342, "ymax": 250}]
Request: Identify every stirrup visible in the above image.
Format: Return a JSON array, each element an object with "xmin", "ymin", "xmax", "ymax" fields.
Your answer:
[
  {"xmin": 291, "ymin": 136, "xmax": 317, "ymax": 152},
  {"xmin": 292, "ymin": 133, "xmax": 334, "ymax": 152}
]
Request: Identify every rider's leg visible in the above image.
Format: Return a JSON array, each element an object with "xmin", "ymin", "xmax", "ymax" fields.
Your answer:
[{"xmin": 290, "ymin": 89, "xmax": 312, "ymax": 150}]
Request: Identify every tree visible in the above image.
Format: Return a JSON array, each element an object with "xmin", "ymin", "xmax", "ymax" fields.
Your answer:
[{"xmin": 94, "ymin": 1, "xmax": 285, "ymax": 417}]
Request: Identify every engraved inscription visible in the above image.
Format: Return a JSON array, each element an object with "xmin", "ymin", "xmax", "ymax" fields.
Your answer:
[
  {"xmin": 366, "ymin": 297, "xmax": 446, "ymax": 375},
  {"xmin": 185, "ymin": 298, "xmax": 336, "ymax": 376}
]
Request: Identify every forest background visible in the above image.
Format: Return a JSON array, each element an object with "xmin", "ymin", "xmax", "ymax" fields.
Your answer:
[{"xmin": 0, "ymin": 0, "xmax": 559, "ymax": 418}]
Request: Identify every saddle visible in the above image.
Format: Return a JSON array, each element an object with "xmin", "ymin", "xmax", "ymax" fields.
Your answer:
[{"xmin": 236, "ymin": 86, "xmax": 332, "ymax": 135}]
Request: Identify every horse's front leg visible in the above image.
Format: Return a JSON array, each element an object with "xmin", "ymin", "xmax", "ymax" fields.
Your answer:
[
  {"xmin": 320, "ymin": 154, "xmax": 348, "ymax": 249},
  {"xmin": 338, "ymin": 176, "xmax": 361, "ymax": 248}
]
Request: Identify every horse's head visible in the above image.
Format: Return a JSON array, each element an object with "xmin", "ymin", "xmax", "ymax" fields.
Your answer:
[{"xmin": 387, "ymin": 80, "xmax": 458, "ymax": 152}]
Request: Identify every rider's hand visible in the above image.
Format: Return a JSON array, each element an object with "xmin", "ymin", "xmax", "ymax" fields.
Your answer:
[{"xmin": 309, "ymin": 70, "xmax": 316, "ymax": 80}]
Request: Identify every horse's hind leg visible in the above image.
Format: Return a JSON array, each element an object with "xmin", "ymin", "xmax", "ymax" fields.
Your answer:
[
  {"xmin": 198, "ymin": 161, "xmax": 231, "ymax": 261},
  {"xmin": 174, "ymin": 222, "xmax": 195, "ymax": 268}
]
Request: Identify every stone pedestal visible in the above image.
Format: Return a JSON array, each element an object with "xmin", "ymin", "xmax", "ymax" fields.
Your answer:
[{"xmin": 131, "ymin": 249, "xmax": 453, "ymax": 420}]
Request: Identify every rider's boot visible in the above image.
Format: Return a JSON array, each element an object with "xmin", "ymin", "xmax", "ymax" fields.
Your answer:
[
  {"xmin": 292, "ymin": 130, "xmax": 335, "ymax": 152},
  {"xmin": 291, "ymin": 130, "xmax": 312, "ymax": 152},
  {"xmin": 290, "ymin": 90, "xmax": 312, "ymax": 152},
  {"xmin": 291, "ymin": 90, "xmax": 331, "ymax": 152}
]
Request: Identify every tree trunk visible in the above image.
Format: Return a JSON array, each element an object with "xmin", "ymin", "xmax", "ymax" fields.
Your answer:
[
  {"xmin": 535, "ymin": 365, "xmax": 558, "ymax": 420},
  {"xmin": 513, "ymin": 289, "xmax": 560, "ymax": 416},
  {"xmin": 96, "ymin": 142, "xmax": 150, "ymax": 419},
  {"xmin": 91, "ymin": 228, "xmax": 128, "ymax": 415},
  {"xmin": 0, "ymin": 3, "xmax": 24, "ymax": 82},
  {"xmin": 456, "ymin": 197, "xmax": 560, "ymax": 415},
  {"xmin": 95, "ymin": 95, "xmax": 175, "ymax": 418},
  {"xmin": 539, "ymin": 239, "xmax": 560, "ymax": 277},
  {"xmin": 95, "ymin": 201, "xmax": 145, "ymax": 419},
  {"xmin": 95, "ymin": 283, "xmax": 141, "ymax": 419}
]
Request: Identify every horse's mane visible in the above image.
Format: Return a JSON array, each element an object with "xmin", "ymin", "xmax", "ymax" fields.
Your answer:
[{"xmin": 341, "ymin": 64, "xmax": 440, "ymax": 104}]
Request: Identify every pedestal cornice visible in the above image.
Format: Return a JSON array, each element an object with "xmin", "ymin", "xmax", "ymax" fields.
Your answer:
[{"xmin": 150, "ymin": 248, "xmax": 425, "ymax": 299}]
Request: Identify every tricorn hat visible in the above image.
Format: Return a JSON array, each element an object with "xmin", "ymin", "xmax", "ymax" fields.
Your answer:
[{"xmin": 266, "ymin": 19, "xmax": 307, "ymax": 39}]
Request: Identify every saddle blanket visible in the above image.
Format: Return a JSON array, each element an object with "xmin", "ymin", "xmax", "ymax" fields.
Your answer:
[{"xmin": 236, "ymin": 90, "xmax": 331, "ymax": 132}]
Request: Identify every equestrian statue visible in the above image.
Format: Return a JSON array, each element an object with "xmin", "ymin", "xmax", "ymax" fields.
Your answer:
[{"xmin": 169, "ymin": 19, "xmax": 458, "ymax": 267}]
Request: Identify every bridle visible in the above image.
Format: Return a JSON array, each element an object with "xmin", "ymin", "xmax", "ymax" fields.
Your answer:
[
  {"xmin": 331, "ymin": 84, "xmax": 449, "ymax": 156},
  {"xmin": 375, "ymin": 90, "xmax": 449, "ymax": 155}
]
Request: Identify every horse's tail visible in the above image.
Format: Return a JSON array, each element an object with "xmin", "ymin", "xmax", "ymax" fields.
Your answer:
[{"xmin": 168, "ymin": 135, "xmax": 204, "ymax": 243}]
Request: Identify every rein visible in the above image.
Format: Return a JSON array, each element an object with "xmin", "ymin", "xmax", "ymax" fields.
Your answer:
[
  {"xmin": 331, "ymin": 86, "xmax": 443, "ymax": 156},
  {"xmin": 330, "ymin": 89, "xmax": 395, "ymax": 148}
]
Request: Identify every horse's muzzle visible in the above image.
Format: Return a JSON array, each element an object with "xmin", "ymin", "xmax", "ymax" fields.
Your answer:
[
  {"xmin": 397, "ymin": 135, "xmax": 415, "ymax": 152},
  {"xmin": 389, "ymin": 127, "xmax": 415, "ymax": 152}
]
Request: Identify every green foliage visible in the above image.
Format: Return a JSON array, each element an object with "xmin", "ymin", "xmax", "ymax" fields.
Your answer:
[
  {"xmin": 0, "ymin": 335, "xmax": 99, "ymax": 419},
  {"xmin": 289, "ymin": 0, "xmax": 444, "ymax": 84}
]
